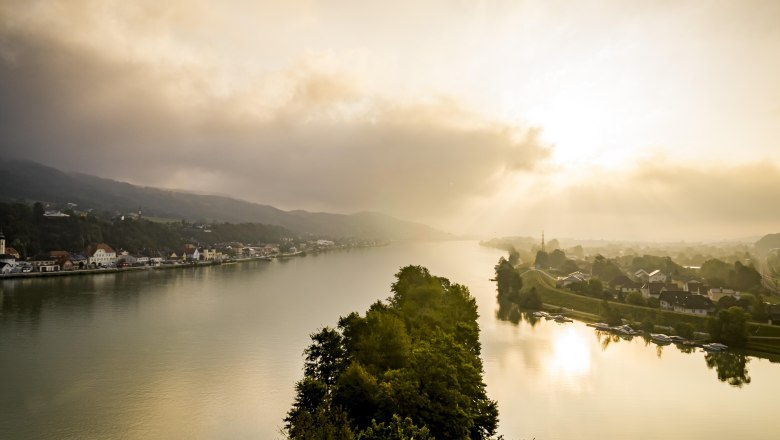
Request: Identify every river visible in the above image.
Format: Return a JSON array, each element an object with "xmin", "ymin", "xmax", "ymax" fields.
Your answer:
[{"xmin": 1, "ymin": 241, "xmax": 778, "ymax": 439}]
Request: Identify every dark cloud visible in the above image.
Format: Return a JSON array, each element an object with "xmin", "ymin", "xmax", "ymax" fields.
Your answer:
[{"xmin": 0, "ymin": 24, "xmax": 550, "ymax": 224}]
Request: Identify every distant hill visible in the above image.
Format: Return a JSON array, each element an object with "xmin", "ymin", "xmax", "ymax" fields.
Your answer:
[
  {"xmin": 0, "ymin": 160, "xmax": 452, "ymax": 241},
  {"xmin": 755, "ymin": 233, "xmax": 780, "ymax": 256}
]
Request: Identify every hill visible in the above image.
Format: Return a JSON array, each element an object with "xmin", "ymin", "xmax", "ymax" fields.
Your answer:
[
  {"xmin": 755, "ymin": 233, "xmax": 780, "ymax": 256},
  {"xmin": 0, "ymin": 160, "xmax": 451, "ymax": 241}
]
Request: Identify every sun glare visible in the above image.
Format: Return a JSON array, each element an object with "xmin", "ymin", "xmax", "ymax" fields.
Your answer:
[{"xmin": 547, "ymin": 327, "xmax": 591, "ymax": 380}]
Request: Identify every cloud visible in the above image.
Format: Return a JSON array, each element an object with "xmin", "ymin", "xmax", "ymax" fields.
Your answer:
[
  {"xmin": 483, "ymin": 160, "xmax": 780, "ymax": 241},
  {"xmin": 0, "ymin": 18, "xmax": 550, "ymax": 226}
]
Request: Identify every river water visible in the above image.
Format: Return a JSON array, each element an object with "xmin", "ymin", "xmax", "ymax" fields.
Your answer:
[{"xmin": 1, "ymin": 241, "xmax": 778, "ymax": 439}]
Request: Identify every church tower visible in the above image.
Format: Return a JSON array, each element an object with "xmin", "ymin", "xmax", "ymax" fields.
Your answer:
[
  {"xmin": 0, "ymin": 228, "xmax": 5, "ymax": 255},
  {"xmin": 541, "ymin": 230, "xmax": 545, "ymax": 252}
]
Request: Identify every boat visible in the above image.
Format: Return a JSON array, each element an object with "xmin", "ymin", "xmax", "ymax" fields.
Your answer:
[
  {"xmin": 588, "ymin": 322, "xmax": 611, "ymax": 330},
  {"xmin": 554, "ymin": 316, "xmax": 573, "ymax": 323},
  {"xmin": 668, "ymin": 335, "xmax": 685, "ymax": 343},
  {"xmin": 702, "ymin": 343, "xmax": 728, "ymax": 352},
  {"xmin": 610, "ymin": 325, "xmax": 640, "ymax": 336},
  {"xmin": 532, "ymin": 311, "xmax": 550, "ymax": 318},
  {"xmin": 650, "ymin": 333, "xmax": 673, "ymax": 344}
]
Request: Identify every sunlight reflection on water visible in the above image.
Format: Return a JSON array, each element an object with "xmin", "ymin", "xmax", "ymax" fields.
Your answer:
[{"xmin": 547, "ymin": 326, "xmax": 591, "ymax": 381}]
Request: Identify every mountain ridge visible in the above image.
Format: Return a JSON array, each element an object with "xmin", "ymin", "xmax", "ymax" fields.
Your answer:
[{"xmin": 0, "ymin": 159, "xmax": 452, "ymax": 241}]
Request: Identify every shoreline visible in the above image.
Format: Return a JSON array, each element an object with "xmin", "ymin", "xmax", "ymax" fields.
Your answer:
[
  {"xmin": 519, "ymin": 269, "xmax": 780, "ymax": 356},
  {"xmin": 0, "ymin": 244, "xmax": 388, "ymax": 281}
]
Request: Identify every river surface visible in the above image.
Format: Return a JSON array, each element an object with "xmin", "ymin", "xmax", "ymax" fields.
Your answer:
[{"xmin": 1, "ymin": 241, "xmax": 778, "ymax": 439}]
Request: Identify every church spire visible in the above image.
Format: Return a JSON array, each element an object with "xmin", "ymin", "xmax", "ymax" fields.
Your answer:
[{"xmin": 541, "ymin": 230, "xmax": 545, "ymax": 252}]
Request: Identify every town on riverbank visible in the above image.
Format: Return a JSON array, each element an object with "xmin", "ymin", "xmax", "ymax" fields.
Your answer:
[
  {"xmin": 0, "ymin": 201, "xmax": 386, "ymax": 279},
  {"xmin": 486, "ymin": 235, "xmax": 780, "ymax": 355}
]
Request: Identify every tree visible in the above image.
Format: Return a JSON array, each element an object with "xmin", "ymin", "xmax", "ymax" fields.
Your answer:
[
  {"xmin": 495, "ymin": 257, "xmax": 522, "ymax": 305},
  {"xmin": 626, "ymin": 291, "xmax": 645, "ymax": 306},
  {"xmin": 548, "ymin": 249, "xmax": 567, "ymax": 269},
  {"xmin": 674, "ymin": 322, "xmax": 695, "ymax": 339},
  {"xmin": 286, "ymin": 266, "xmax": 498, "ymax": 439},
  {"xmin": 534, "ymin": 250, "xmax": 549, "ymax": 268},
  {"xmin": 304, "ymin": 328, "xmax": 347, "ymax": 386},
  {"xmin": 517, "ymin": 287, "xmax": 542, "ymax": 309},
  {"xmin": 591, "ymin": 255, "xmax": 624, "ymax": 282},
  {"xmin": 599, "ymin": 300, "xmax": 623, "ymax": 326},
  {"xmin": 708, "ymin": 307, "xmax": 750, "ymax": 347}
]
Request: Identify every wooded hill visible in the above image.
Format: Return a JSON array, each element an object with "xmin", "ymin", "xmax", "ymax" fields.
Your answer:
[{"xmin": 0, "ymin": 159, "xmax": 451, "ymax": 241}]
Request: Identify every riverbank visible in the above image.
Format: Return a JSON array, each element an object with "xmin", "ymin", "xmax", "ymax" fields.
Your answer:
[
  {"xmin": 521, "ymin": 269, "xmax": 780, "ymax": 355},
  {"xmin": 0, "ymin": 256, "xmax": 271, "ymax": 280}
]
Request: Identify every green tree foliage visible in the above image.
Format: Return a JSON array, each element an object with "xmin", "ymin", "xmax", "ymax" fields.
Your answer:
[
  {"xmin": 534, "ymin": 250, "xmax": 549, "ymax": 268},
  {"xmin": 591, "ymin": 255, "xmax": 624, "ymax": 282},
  {"xmin": 285, "ymin": 266, "xmax": 498, "ymax": 439},
  {"xmin": 674, "ymin": 322, "xmax": 695, "ymax": 339},
  {"xmin": 560, "ymin": 259, "xmax": 580, "ymax": 274},
  {"xmin": 630, "ymin": 255, "xmax": 690, "ymax": 277},
  {"xmin": 494, "ymin": 257, "xmax": 522, "ymax": 306},
  {"xmin": 0, "ymin": 201, "xmax": 295, "ymax": 257},
  {"xmin": 507, "ymin": 248, "xmax": 520, "ymax": 266},
  {"xmin": 708, "ymin": 307, "xmax": 751, "ymax": 347},
  {"xmin": 548, "ymin": 249, "xmax": 567, "ymax": 269},
  {"xmin": 569, "ymin": 279, "xmax": 605, "ymax": 299},
  {"xmin": 599, "ymin": 300, "xmax": 624, "ymax": 326},
  {"xmin": 701, "ymin": 258, "xmax": 764, "ymax": 292},
  {"xmin": 356, "ymin": 415, "xmax": 432, "ymax": 440},
  {"xmin": 626, "ymin": 291, "xmax": 646, "ymax": 306}
]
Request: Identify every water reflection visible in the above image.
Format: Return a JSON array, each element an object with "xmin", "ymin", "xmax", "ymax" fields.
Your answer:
[
  {"xmin": 547, "ymin": 327, "xmax": 591, "ymax": 379},
  {"xmin": 705, "ymin": 352, "xmax": 752, "ymax": 387}
]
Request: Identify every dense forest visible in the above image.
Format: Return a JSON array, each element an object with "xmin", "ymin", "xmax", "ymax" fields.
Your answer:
[
  {"xmin": 0, "ymin": 201, "xmax": 296, "ymax": 257},
  {"xmin": 285, "ymin": 265, "xmax": 498, "ymax": 439}
]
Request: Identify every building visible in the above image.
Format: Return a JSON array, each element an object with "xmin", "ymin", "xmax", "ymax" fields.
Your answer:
[
  {"xmin": 659, "ymin": 291, "xmax": 715, "ymax": 315},
  {"xmin": 708, "ymin": 287, "xmax": 739, "ymax": 302},
  {"xmin": 648, "ymin": 270, "xmax": 667, "ymax": 283},
  {"xmin": 609, "ymin": 275, "xmax": 641, "ymax": 294},
  {"xmin": 29, "ymin": 255, "xmax": 60, "ymax": 272},
  {"xmin": 557, "ymin": 271, "xmax": 591, "ymax": 287},
  {"xmin": 684, "ymin": 280, "xmax": 704, "ymax": 294},
  {"xmin": 634, "ymin": 269, "xmax": 650, "ymax": 282},
  {"xmin": 85, "ymin": 243, "xmax": 117, "ymax": 267},
  {"xmin": 640, "ymin": 282, "xmax": 677, "ymax": 299}
]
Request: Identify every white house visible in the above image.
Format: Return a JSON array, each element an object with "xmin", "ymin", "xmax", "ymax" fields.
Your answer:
[{"xmin": 86, "ymin": 243, "xmax": 117, "ymax": 267}]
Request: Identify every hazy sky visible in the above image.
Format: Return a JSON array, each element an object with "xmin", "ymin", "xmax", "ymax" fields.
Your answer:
[{"xmin": 1, "ymin": 0, "xmax": 779, "ymax": 241}]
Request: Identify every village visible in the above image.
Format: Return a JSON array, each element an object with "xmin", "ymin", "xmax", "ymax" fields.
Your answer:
[{"xmin": 0, "ymin": 226, "xmax": 344, "ymax": 276}]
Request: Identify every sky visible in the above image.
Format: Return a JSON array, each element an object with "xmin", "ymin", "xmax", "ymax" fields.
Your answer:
[{"xmin": 1, "ymin": 0, "xmax": 779, "ymax": 241}]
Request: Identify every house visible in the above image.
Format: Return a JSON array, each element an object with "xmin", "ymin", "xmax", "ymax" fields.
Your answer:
[
  {"xmin": 48, "ymin": 250, "xmax": 74, "ymax": 270},
  {"xmin": 557, "ymin": 271, "xmax": 591, "ymax": 287},
  {"xmin": 200, "ymin": 248, "xmax": 223, "ymax": 261},
  {"xmin": 175, "ymin": 244, "xmax": 199, "ymax": 261},
  {"xmin": 708, "ymin": 287, "xmax": 739, "ymax": 302},
  {"xmin": 609, "ymin": 275, "xmax": 641, "ymax": 293},
  {"xmin": 648, "ymin": 270, "xmax": 667, "ymax": 283},
  {"xmin": 0, "ymin": 261, "xmax": 15, "ymax": 274},
  {"xmin": 69, "ymin": 254, "xmax": 88, "ymax": 269},
  {"xmin": 634, "ymin": 269, "xmax": 650, "ymax": 282},
  {"xmin": 640, "ymin": 282, "xmax": 677, "ymax": 299},
  {"xmin": 28, "ymin": 255, "xmax": 60, "ymax": 272},
  {"xmin": 684, "ymin": 280, "xmax": 704, "ymax": 294},
  {"xmin": 659, "ymin": 291, "xmax": 715, "ymax": 315},
  {"xmin": 85, "ymin": 243, "xmax": 117, "ymax": 267}
]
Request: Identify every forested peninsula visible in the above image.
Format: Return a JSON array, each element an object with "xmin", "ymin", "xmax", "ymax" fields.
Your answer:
[{"xmin": 285, "ymin": 265, "xmax": 498, "ymax": 439}]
